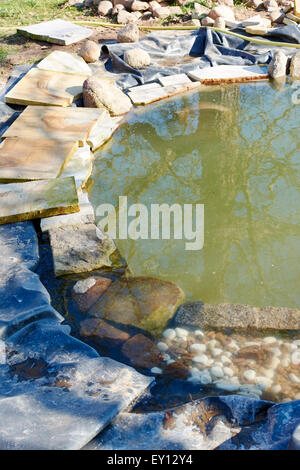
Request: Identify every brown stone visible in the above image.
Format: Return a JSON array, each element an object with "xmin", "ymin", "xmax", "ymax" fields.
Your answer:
[
  {"xmin": 122, "ymin": 334, "xmax": 163, "ymax": 369},
  {"xmin": 73, "ymin": 276, "xmax": 112, "ymax": 312},
  {"xmin": 237, "ymin": 345, "xmax": 270, "ymax": 362},
  {"xmin": 80, "ymin": 318, "xmax": 130, "ymax": 348},
  {"xmin": 163, "ymin": 361, "xmax": 190, "ymax": 379}
]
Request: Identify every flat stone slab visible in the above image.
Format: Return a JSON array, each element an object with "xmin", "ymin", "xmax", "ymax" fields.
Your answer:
[
  {"xmin": 40, "ymin": 189, "xmax": 94, "ymax": 232},
  {"xmin": 0, "ymin": 266, "xmax": 63, "ymax": 340},
  {"xmin": 3, "ymin": 106, "xmax": 108, "ymax": 144},
  {"xmin": 0, "ymin": 138, "xmax": 78, "ymax": 182},
  {"xmin": 37, "ymin": 51, "xmax": 92, "ymax": 76},
  {"xmin": 60, "ymin": 143, "xmax": 93, "ymax": 189},
  {"xmin": 4, "ymin": 68, "xmax": 89, "ymax": 107},
  {"xmin": 188, "ymin": 65, "xmax": 268, "ymax": 85},
  {"xmin": 0, "ymin": 221, "xmax": 39, "ymax": 271},
  {"xmin": 0, "ymin": 176, "xmax": 79, "ymax": 225},
  {"xmin": 49, "ymin": 224, "xmax": 116, "ymax": 277},
  {"xmin": 17, "ymin": 19, "xmax": 92, "ymax": 46},
  {"xmin": 172, "ymin": 302, "xmax": 300, "ymax": 331},
  {"xmin": 128, "ymin": 82, "xmax": 162, "ymax": 93},
  {"xmin": 128, "ymin": 81, "xmax": 201, "ymax": 106},
  {"xmin": 158, "ymin": 73, "xmax": 192, "ymax": 87},
  {"xmin": 87, "ymin": 116, "xmax": 123, "ymax": 151},
  {"xmin": 0, "ymin": 320, "xmax": 153, "ymax": 450}
]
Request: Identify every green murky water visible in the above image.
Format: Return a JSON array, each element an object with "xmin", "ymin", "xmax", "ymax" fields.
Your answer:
[{"xmin": 90, "ymin": 81, "xmax": 300, "ymax": 308}]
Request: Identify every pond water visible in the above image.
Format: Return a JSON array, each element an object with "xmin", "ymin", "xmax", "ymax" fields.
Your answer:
[{"xmin": 90, "ymin": 81, "xmax": 300, "ymax": 308}]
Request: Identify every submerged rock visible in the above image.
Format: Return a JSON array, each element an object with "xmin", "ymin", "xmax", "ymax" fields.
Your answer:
[
  {"xmin": 124, "ymin": 48, "xmax": 151, "ymax": 69},
  {"xmin": 80, "ymin": 318, "xmax": 130, "ymax": 348},
  {"xmin": 172, "ymin": 302, "xmax": 300, "ymax": 331},
  {"xmin": 79, "ymin": 40, "xmax": 100, "ymax": 63},
  {"xmin": 121, "ymin": 334, "xmax": 163, "ymax": 369},
  {"xmin": 89, "ymin": 276, "xmax": 185, "ymax": 334},
  {"xmin": 268, "ymin": 50, "xmax": 288, "ymax": 79},
  {"xmin": 73, "ymin": 276, "xmax": 112, "ymax": 312},
  {"xmin": 83, "ymin": 77, "xmax": 132, "ymax": 116}
]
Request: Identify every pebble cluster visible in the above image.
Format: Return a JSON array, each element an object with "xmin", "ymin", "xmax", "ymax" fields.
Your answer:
[{"xmin": 151, "ymin": 328, "xmax": 300, "ymax": 402}]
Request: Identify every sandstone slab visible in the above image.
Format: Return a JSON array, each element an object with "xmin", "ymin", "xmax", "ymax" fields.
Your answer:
[
  {"xmin": 37, "ymin": 51, "xmax": 92, "ymax": 75},
  {"xmin": 89, "ymin": 276, "xmax": 185, "ymax": 335},
  {"xmin": 3, "ymin": 106, "xmax": 107, "ymax": 145},
  {"xmin": 17, "ymin": 19, "xmax": 92, "ymax": 46},
  {"xmin": 4, "ymin": 68, "xmax": 89, "ymax": 107},
  {"xmin": 0, "ymin": 176, "xmax": 79, "ymax": 225},
  {"xmin": 0, "ymin": 320, "xmax": 153, "ymax": 450},
  {"xmin": 188, "ymin": 65, "xmax": 268, "ymax": 84},
  {"xmin": 0, "ymin": 138, "xmax": 78, "ymax": 183},
  {"xmin": 158, "ymin": 73, "xmax": 191, "ymax": 87},
  {"xmin": 40, "ymin": 189, "xmax": 95, "ymax": 232},
  {"xmin": 128, "ymin": 81, "xmax": 201, "ymax": 105},
  {"xmin": 49, "ymin": 223, "xmax": 116, "ymax": 277},
  {"xmin": 59, "ymin": 143, "xmax": 93, "ymax": 189}
]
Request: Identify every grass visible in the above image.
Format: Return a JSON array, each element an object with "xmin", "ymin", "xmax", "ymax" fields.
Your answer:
[{"xmin": 0, "ymin": 0, "xmax": 91, "ymax": 28}]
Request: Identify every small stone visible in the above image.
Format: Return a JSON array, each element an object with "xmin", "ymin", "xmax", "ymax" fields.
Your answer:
[
  {"xmin": 193, "ymin": 354, "xmax": 210, "ymax": 366},
  {"xmin": 215, "ymin": 379, "xmax": 240, "ymax": 391},
  {"xmin": 193, "ymin": 3, "xmax": 210, "ymax": 18},
  {"xmin": 83, "ymin": 76, "xmax": 132, "ymax": 116},
  {"xmin": 243, "ymin": 369, "xmax": 256, "ymax": 382},
  {"xmin": 291, "ymin": 351, "xmax": 300, "ymax": 365},
  {"xmin": 211, "ymin": 347, "xmax": 223, "ymax": 357},
  {"xmin": 270, "ymin": 356, "xmax": 280, "ymax": 369},
  {"xmin": 288, "ymin": 343, "xmax": 298, "ymax": 351},
  {"xmin": 152, "ymin": 7, "xmax": 172, "ymax": 19},
  {"xmin": 289, "ymin": 373, "xmax": 300, "ymax": 384},
  {"xmin": 73, "ymin": 277, "xmax": 96, "ymax": 294},
  {"xmin": 131, "ymin": 0, "xmax": 149, "ymax": 11},
  {"xmin": 175, "ymin": 327, "xmax": 188, "ymax": 339},
  {"xmin": 80, "ymin": 318, "xmax": 130, "ymax": 348},
  {"xmin": 290, "ymin": 51, "xmax": 300, "ymax": 79},
  {"xmin": 117, "ymin": 23, "xmax": 139, "ymax": 42},
  {"xmin": 201, "ymin": 16, "xmax": 215, "ymax": 26},
  {"xmin": 255, "ymin": 376, "xmax": 272, "ymax": 390},
  {"xmin": 124, "ymin": 48, "xmax": 151, "ymax": 69},
  {"xmin": 149, "ymin": 1, "xmax": 160, "ymax": 12},
  {"xmin": 263, "ymin": 336, "xmax": 277, "ymax": 344},
  {"xmin": 220, "ymin": 355, "xmax": 232, "ymax": 365},
  {"xmin": 268, "ymin": 50, "xmax": 288, "ymax": 79},
  {"xmin": 210, "ymin": 366, "xmax": 224, "ymax": 378},
  {"xmin": 272, "ymin": 384, "xmax": 281, "ymax": 394},
  {"xmin": 157, "ymin": 342, "xmax": 168, "ymax": 352},
  {"xmin": 122, "ymin": 334, "xmax": 163, "ymax": 369},
  {"xmin": 264, "ymin": 0, "xmax": 278, "ymax": 8},
  {"xmin": 199, "ymin": 372, "xmax": 212, "ymax": 384},
  {"xmin": 214, "ymin": 17, "xmax": 226, "ymax": 28},
  {"xmin": 223, "ymin": 367, "xmax": 234, "ymax": 377},
  {"xmin": 163, "ymin": 329, "xmax": 176, "ymax": 340},
  {"xmin": 112, "ymin": 3, "xmax": 125, "ymax": 14},
  {"xmin": 190, "ymin": 343, "xmax": 206, "ymax": 353},
  {"xmin": 80, "ymin": 40, "xmax": 100, "ymax": 63},
  {"xmin": 151, "ymin": 367, "xmax": 163, "ymax": 374},
  {"xmin": 194, "ymin": 329, "xmax": 205, "ymax": 337},
  {"xmin": 163, "ymin": 361, "xmax": 190, "ymax": 379},
  {"xmin": 98, "ymin": 0, "xmax": 113, "ymax": 16},
  {"xmin": 209, "ymin": 6, "xmax": 235, "ymax": 21},
  {"xmin": 293, "ymin": 340, "xmax": 300, "ymax": 346}
]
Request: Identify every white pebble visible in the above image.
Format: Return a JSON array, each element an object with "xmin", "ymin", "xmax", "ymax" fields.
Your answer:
[
  {"xmin": 73, "ymin": 277, "xmax": 96, "ymax": 294},
  {"xmin": 190, "ymin": 366, "xmax": 200, "ymax": 376},
  {"xmin": 210, "ymin": 366, "xmax": 224, "ymax": 378},
  {"xmin": 190, "ymin": 343, "xmax": 206, "ymax": 353},
  {"xmin": 281, "ymin": 358, "xmax": 290, "ymax": 368},
  {"xmin": 265, "ymin": 369, "xmax": 275, "ymax": 379},
  {"xmin": 244, "ymin": 341, "xmax": 260, "ymax": 347},
  {"xmin": 293, "ymin": 340, "xmax": 300, "ymax": 347},
  {"xmin": 270, "ymin": 357, "xmax": 280, "ymax": 370},
  {"xmin": 163, "ymin": 329, "xmax": 176, "ymax": 340},
  {"xmin": 162, "ymin": 353, "xmax": 170, "ymax": 362},
  {"xmin": 289, "ymin": 373, "xmax": 300, "ymax": 384},
  {"xmin": 166, "ymin": 359, "xmax": 175, "ymax": 365},
  {"xmin": 194, "ymin": 329, "xmax": 205, "ymax": 337},
  {"xmin": 207, "ymin": 340, "xmax": 218, "ymax": 348},
  {"xmin": 211, "ymin": 347, "xmax": 223, "ymax": 357},
  {"xmin": 151, "ymin": 367, "xmax": 162, "ymax": 374},
  {"xmin": 199, "ymin": 372, "xmax": 212, "ymax": 384},
  {"xmin": 272, "ymin": 384, "xmax": 281, "ymax": 394},
  {"xmin": 255, "ymin": 376, "xmax": 272, "ymax": 391},
  {"xmin": 215, "ymin": 379, "xmax": 240, "ymax": 392},
  {"xmin": 220, "ymin": 355, "xmax": 232, "ymax": 365},
  {"xmin": 291, "ymin": 351, "xmax": 300, "ymax": 365},
  {"xmin": 263, "ymin": 337, "xmax": 277, "ymax": 344},
  {"xmin": 223, "ymin": 351, "xmax": 232, "ymax": 358},
  {"xmin": 288, "ymin": 343, "xmax": 298, "ymax": 352},
  {"xmin": 270, "ymin": 347, "xmax": 281, "ymax": 357},
  {"xmin": 187, "ymin": 375, "xmax": 201, "ymax": 384},
  {"xmin": 192, "ymin": 354, "xmax": 210, "ymax": 366},
  {"xmin": 157, "ymin": 342, "xmax": 168, "ymax": 352},
  {"xmin": 244, "ymin": 369, "xmax": 256, "ymax": 382},
  {"xmin": 175, "ymin": 327, "xmax": 188, "ymax": 340},
  {"xmin": 295, "ymin": 393, "xmax": 300, "ymax": 400},
  {"xmin": 223, "ymin": 367, "xmax": 234, "ymax": 377}
]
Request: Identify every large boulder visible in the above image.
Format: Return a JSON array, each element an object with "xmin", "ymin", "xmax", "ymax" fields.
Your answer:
[
  {"xmin": 124, "ymin": 48, "xmax": 151, "ymax": 69},
  {"xmin": 268, "ymin": 50, "xmax": 288, "ymax": 79},
  {"xmin": 209, "ymin": 5, "xmax": 235, "ymax": 20},
  {"xmin": 97, "ymin": 0, "xmax": 113, "ymax": 16},
  {"xmin": 117, "ymin": 9, "xmax": 138, "ymax": 23},
  {"xmin": 117, "ymin": 22, "xmax": 139, "ymax": 42},
  {"xmin": 89, "ymin": 277, "xmax": 185, "ymax": 335},
  {"xmin": 83, "ymin": 76, "xmax": 132, "ymax": 116},
  {"xmin": 290, "ymin": 51, "xmax": 300, "ymax": 78},
  {"xmin": 79, "ymin": 40, "xmax": 100, "ymax": 63}
]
